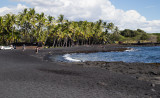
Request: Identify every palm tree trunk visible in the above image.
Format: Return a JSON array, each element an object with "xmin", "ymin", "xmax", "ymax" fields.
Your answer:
[{"xmin": 66, "ymin": 37, "xmax": 68, "ymax": 47}]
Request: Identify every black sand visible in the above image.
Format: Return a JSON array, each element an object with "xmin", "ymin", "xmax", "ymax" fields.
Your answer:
[{"xmin": 0, "ymin": 45, "xmax": 160, "ymax": 98}]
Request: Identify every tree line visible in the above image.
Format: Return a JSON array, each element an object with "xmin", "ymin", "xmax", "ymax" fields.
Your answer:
[{"xmin": 0, "ymin": 8, "xmax": 151, "ymax": 47}]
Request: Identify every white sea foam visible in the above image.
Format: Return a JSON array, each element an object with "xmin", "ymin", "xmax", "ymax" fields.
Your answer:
[
  {"xmin": 63, "ymin": 54, "xmax": 81, "ymax": 62},
  {"xmin": 125, "ymin": 48, "xmax": 137, "ymax": 52}
]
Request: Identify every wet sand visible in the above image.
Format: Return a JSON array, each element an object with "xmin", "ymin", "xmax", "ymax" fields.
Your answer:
[{"xmin": 0, "ymin": 45, "xmax": 160, "ymax": 98}]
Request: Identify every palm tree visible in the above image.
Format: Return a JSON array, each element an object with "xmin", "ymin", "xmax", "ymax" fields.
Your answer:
[
  {"xmin": 34, "ymin": 12, "xmax": 47, "ymax": 44},
  {"xmin": 0, "ymin": 16, "xmax": 4, "ymax": 34},
  {"xmin": 93, "ymin": 20, "xmax": 103, "ymax": 44},
  {"xmin": 109, "ymin": 26, "xmax": 120, "ymax": 41},
  {"xmin": 28, "ymin": 8, "xmax": 36, "ymax": 42},
  {"xmin": 0, "ymin": 8, "xmax": 123, "ymax": 46},
  {"xmin": 69, "ymin": 21, "xmax": 79, "ymax": 46},
  {"xmin": 80, "ymin": 21, "xmax": 88, "ymax": 45},
  {"xmin": 3, "ymin": 14, "xmax": 17, "ymax": 44},
  {"xmin": 17, "ymin": 8, "xmax": 32, "ymax": 42},
  {"xmin": 107, "ymin": 22, "xmax": 114, "ymax": 32},
  {"xmin": 0, "ymin": 16, "xmax": 4, "ymax": 44},
  {"xmin": 45, "ymin": 15, "xmax": 55, "ymax": 45},
  {"xmin": 106, "ymin": 22, "xmax": 115, "ymax": 43},
  {"xmin": 10, "ymin": 14, "xmax": 17, "ymax": 43},
  {"xmin": 58, "ymin": 14, "xmax": 65, "ymax": 24}
]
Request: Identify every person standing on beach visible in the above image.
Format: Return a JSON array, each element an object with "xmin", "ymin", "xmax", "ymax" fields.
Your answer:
[
  {"xmin": 22, "ymin": 44, "xmax": 25, "ymax": 51},
  {"xmin": 35, "ymin": 46, "xmax": 39, "ymax": 53}
]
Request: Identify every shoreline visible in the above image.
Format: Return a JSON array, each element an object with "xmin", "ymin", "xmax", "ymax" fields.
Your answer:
[
  {"xmin": 44, "ymin": 45, "xmax": 159, "ymax": 63},
  {"xmin": 1, "ymin": 44, "xmax": 160, "ymax": 97},
  {"xmin": 47, "ymin": 45, "xmax": 160, "ymax": 84},
  {"xmin": 41, "ymin": 45, "xmax": 160, "ymax": 84},
  {"xmin": 29, "ymin": 45, "xmax": 159, "ymax": 83},
  {"xmin": 45, "ymin": 45, "xmax": 129, "ymax": 62}
]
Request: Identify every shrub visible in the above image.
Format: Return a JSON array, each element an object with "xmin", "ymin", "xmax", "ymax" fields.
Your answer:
[{"xmin": 157, "ymin": 36, "xmax": 160, "ymax": 43}]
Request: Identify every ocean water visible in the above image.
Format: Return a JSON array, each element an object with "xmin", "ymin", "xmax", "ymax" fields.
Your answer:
[{"xmin": 50, "ymin": 46, "xmax": 160, "ymax": 63}]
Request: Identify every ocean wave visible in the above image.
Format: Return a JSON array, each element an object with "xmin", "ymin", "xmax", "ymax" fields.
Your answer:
[
  {"xmin": 63, "ymin": 54, "xmax": 81, "ymax": 62},
  {"xmin": 125, "ymin": 48, "xmax": 137, "ymax": 52}
]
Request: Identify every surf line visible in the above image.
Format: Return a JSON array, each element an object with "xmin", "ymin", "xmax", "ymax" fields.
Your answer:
[{"xmin": 63, "ymin": 54, "xmax": 81, "ymax": 62}]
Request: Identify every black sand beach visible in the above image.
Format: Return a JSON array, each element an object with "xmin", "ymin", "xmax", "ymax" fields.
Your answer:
[{"xmin": 0, "ymin": 45, "xmax": 160, "ymax": 98}]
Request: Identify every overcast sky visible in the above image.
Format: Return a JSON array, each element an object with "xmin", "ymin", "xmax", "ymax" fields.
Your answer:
[{"xmin": 0, "ymin": 0, "xmax": 160, "ymax": 33}]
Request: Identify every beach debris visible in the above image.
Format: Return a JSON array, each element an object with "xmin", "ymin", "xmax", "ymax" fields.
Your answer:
[
  {"xmin": 97, "ymin": 82, "xmax": 108, "ymax": 86},
  {"xmin": 151, "ymin": 89, "xmax": 156, "ymax": 92},
  {"xmin": 151, "ymin": 83, "xmax": 155, "ymax": 87}
]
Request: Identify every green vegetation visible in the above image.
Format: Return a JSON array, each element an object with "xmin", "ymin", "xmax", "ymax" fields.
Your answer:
[
  {"xmin": 0, "ymin": 8, "xmax": 159, "ymax": 46},
  {"xmin": 120, "ymin": 29, "xmax": 150, "ymax": 42},
  {"xmin": 152, "ymin": 33, "xmax": 160, "ymax": 43}
]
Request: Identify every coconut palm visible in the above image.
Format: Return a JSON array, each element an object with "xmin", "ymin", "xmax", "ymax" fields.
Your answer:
[
  {"xmin": 34, "ymin": 12, "xmax": 47, "ymax": 44},
  {"xmin": 27, "ymin": 8, "xmax": 36, "ymax": 42},
  {"xmin": 45, "ymin": 15, "xmax": 55, "ymax": 45},
  {"xmin": 17, "ymin": 8, "xmax": 32, "ymax": 42},
  {"xmin": 0, "ymin": 16, "xmax": 5, "ymax": 44},
  {"xmin": 58, "ymin": 14, "xmax": 65, "ymax": 24},
  {"xmin": 10, "ymin": 14, "xmax": 17, "ymax": 42},
  {"xmin": 0, "ymin": 8, "xmax": 123, "ymax": 46},
  {"xmin": 0, "ymin": 17, "xmax": 4, "ymax": 34},
  {"xmin": 3, "ymin": 14, "xmax": 17, "ymax": 44},
  {"xmin": 107, "ymin": 22, "xmax": 114, "ymax": 32}
]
